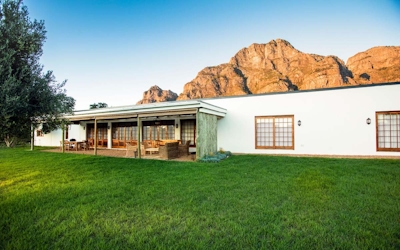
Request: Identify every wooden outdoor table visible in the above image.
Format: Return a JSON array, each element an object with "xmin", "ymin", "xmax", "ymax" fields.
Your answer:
[
  {"xmin": 145, "ymin": 147, "xmax": 159, "ymax": 154},
  {"xmin": 70, "ymin": 141, "xmax": 83, "ymax": 151}
]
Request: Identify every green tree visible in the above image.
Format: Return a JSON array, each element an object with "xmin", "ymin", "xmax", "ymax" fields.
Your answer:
[
  {"xmin": 90, "ymin": 102, "xmax": 108, "ymax": 109},
  {"xmin": 0, "ymin": 0, "xmax": 75, "ymax": 147}
]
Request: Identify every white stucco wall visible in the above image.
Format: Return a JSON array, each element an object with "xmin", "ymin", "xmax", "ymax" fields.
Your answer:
[
  {"xmin": 34, "ymin": 84, "xmax": 399, "ymax": 156},
  {"xmin": 35, "ymin": 124, "xmax": 86, "ymax": 147},
  {"xmin": 206, "ymin": 84, "xmax": 400, "ymax": 157}
]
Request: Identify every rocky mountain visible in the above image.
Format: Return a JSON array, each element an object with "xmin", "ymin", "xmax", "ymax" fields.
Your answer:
[
  {"xmin": 137, "ymin": 39, "xmax": 400, "ymax": 103},
  {"xmin": 136, "ymin": 85, "xmax": 178, "ymax": 104},
  {"xmin": 347, "ymin": 46, "xmax": 400, "ymax": 83}
]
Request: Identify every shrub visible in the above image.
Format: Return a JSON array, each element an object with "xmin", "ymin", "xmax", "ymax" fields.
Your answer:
[{"xmin": 197, "ymin": 151, "xmax": 232, "ymax": 163}]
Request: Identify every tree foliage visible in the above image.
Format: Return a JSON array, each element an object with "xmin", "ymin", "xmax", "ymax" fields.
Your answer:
[
  {"xmin": 90, "ymin": 102, "xmax": 108, "ymax": 109},
  {"xmin": 0, "ymin": 0, "xmax": 75, "ymax": 147}
]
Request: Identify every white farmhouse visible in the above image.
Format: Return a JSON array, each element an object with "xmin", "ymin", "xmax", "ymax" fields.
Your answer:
[{"xmin": 35, "ymin": 82, "xmax": 400, "ymax": 158}]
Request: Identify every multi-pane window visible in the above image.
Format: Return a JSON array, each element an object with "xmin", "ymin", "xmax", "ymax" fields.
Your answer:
[
  {"xmin": 142, "ymin": 120, "xmax": 175, "ymax": 141},
  {"xmin": 142, "ymin": 126, "xmax": 157, "ymax": 140},
  {"xmin": 159, "ymin": 125, "xmax": 175, "ymax": 140},
  {"xmin": 86, "ymin": 123, "xmax": 108, "ymax": 147},
  {"xmin": 376, "ymin": 111, "xmax": 400, "ymax": 151},
  {"xmin": 97, "ymin": 128, "xmax": 106, "ymax": 140},
  {"xmin": 255, "ymin": 115, "xmax": 294, "ymax": 149},
  {"xmin": 87, "ymin": 124, "xmax": 107, "ymax": 139},
  {"xmin": 181, "ymin": 119, "xmax": 195, "ymax": 145},
  {"xmin": 142, "ymin": 126, "xmax": 151, "ymax": 140},
  {"xmin": 112, "ymin": 122, "xmax": 138, "ymax": 141},
  {"xmin": 128, "ymin": 127, "xmax": 138, "ymax": 141}
]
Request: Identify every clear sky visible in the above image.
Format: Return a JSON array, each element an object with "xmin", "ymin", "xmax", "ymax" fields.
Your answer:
[{"xmin": 24, "ymin": 0, "xmax": 400, "ymax": 111}]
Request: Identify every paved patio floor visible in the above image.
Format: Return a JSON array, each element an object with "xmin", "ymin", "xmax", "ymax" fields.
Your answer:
[{"xmin": 44, "ymin": 148, "xmax": 196, "ymax": 162}]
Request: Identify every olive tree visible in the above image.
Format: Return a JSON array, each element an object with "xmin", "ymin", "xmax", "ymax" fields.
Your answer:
[
  {"xmin": 90, "ymin": 102, "xmax": 108, "ymax": 109},
  {"xmin": 0, "ymin": 0, "xmax": 75, "ymax": 147}
]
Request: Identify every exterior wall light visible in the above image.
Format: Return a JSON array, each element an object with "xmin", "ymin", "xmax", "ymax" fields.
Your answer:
[
  {"xmin": 107, "ymin": 125, "xmax": 110, "ymax": 130},
  {"xmin": 366, "ymin": 118, "xmax": 371, "ymax": 125},
  {"xmin": 298, "ymin": 120, "xmax": 301, "ymax": 126},
  {"xmin": 175, "ymin": 123, "xmax": 179, "ymax": 129}
]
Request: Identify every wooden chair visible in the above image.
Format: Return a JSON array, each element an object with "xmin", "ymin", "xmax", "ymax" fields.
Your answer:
[
  {"xmin": 88, "ymin": 139, "xmax": 94, "ymax": 149},
  {"xmin": 142, "ymin": 141, "xmax": 151, "ymax": 155},
  {"xmin": 112, "ymin": 139, "xmax": 119, "ymax": 147},
  {"xmin": 60, "ymin": 140, "xmax": 71, "ymax": 151},
  {"xmin": 143, "ymin": 140, "xmax": 152, "ymax": 149},
  {"xmin": 81, "ymin": 140, "xmax": 90, "ymax": 151},
  {"xmin": 154, "ymin": 140, "xmax": 162, "ymax": 147}
]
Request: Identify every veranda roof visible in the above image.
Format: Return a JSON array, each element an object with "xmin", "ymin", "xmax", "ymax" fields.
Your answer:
[{"xmin": 65, "ymin": 100, "xmax": 227, "ymax": 121}]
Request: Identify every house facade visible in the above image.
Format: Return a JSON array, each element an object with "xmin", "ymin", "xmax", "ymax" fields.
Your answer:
[
  {"xmin": 35, "ymin": 100, "xmax": 227, "ymax": 158},
  {"xmin": 35, "ymin": 82, "xmax": 400, "ymax": 158}
]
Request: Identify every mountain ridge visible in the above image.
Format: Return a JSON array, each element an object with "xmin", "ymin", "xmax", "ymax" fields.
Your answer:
[{"xmin": 137, "ymin": 39, "xmax": 400, "ymax": 104}]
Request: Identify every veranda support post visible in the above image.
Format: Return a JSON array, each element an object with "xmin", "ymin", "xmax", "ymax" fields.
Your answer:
[
  {"xmin": 61, "ymin": 125, "xmax": 65, "ymax": 153},
  {"xmin": 137, "ymin": 116, "xmax": 141, "ymax": 158},
  {"xmin": 94, "ymin": 118, "xmax": 98, "ymax": 156}
]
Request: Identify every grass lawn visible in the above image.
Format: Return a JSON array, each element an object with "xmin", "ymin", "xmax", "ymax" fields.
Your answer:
[{"xmin": 1, "ymin": 147, "xmax": 400, "ymax": 249}]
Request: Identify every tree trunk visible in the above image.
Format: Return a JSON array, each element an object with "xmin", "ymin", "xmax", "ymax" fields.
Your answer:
[
  {"xmin": 31, "ymin": 124, "xmax": 34, "ymax": 151},
  {"xmin": 4, "ymin": 135, "xmax": 16, "ymax": 147}
]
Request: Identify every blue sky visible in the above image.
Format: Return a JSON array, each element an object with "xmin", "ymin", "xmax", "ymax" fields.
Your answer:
[{"xmin": 24, "ymin": 0, "xmax": 400, "ymax": 110}]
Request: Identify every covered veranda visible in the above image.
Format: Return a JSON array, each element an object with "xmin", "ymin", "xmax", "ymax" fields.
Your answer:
[{"xmin": 63, "ymin": 100, "xmax": 227, "ymax": 160}]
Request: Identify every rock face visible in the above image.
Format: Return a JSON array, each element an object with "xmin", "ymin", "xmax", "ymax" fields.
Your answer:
[
  {"xmin": 136, "ymin": 85, "xmax": 178, "ymax": 105},
  {"xmin": 177, "ymin": 39, "xmax": 358, "ymax": 100},
  {"xmin": 136, "ymin": 39, "xmax": 399, "ymax": 103},
  {"xmin": 347, "ymin": 46, "xmax": 400, "ymax": 84},
  {"xmin": 177, "ymin": 64, "xmax": 250, "ymax": 100}
]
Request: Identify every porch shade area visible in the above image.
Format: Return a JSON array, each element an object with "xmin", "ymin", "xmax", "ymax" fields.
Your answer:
[{"xmin": 62, "ymin": 100, "xmax": 226, "ymax": 158}]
